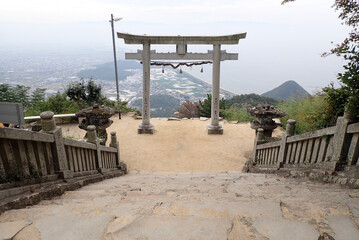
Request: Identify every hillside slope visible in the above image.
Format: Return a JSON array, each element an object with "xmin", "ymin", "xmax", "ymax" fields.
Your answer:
[
  {"xmin": 261, "ymin": 80, "xmax": 309, "ymax": 100},
  {"xmin": 226, "ymin": 93, "xmax": 279, "ymax": 107}
]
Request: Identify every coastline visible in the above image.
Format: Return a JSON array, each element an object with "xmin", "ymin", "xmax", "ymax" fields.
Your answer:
[{"xmin": 182, "ymin": 70, "xmax": 238, "ymax": 97}]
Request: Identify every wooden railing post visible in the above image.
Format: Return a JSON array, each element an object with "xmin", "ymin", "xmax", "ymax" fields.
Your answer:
[
  {"xmin": 252, "ymin": 128, "xmax": 265, "ymax": 162},
  {"xmin": 331, "ymin": 116, "xmax": 351, "ymax": 171},
  {"xmin": 110, "ymin": 132, "xmax": 120, "ymax": 167},
  {"xmin": 109, "ymin": 131, "xmax": 126, "ymax": 171},
  {"xmin": 86, "ymin": 125, "xmax": 104, "ymax": 173},
  {"xmin": 40, "ymin": 111, "xmax": 73, "ymax": 179},
  {"xmin": 277, "ymin": 119, "xmax": 296, "ymax": 169},
  {"xmin": 285, "ymin": 119, "xmax": 296, "ymax": 137}
]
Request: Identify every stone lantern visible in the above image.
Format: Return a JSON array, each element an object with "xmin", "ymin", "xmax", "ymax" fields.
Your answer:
[
  {"xmin": 248, "ymin": 104, "xmax": 286, "ymax": 138},
  {"xmin": 76, "ymin": 104, "xmax": 115, "ymax": 145}
]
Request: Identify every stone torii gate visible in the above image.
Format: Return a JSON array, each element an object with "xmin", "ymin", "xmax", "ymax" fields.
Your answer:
[{"xmin": 117, "ymin": 32, "xmax": 247, "ymax": 134}]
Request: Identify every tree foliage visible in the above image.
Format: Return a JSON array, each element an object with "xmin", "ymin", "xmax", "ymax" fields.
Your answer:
[
  {"xmin": 279, "ymin": 94, "xmax": 329, "ymax": 134},
  {"xmin": 25, "ymin": 91, "xmax": 79, "ymax": 116},
  {"xmin": 225, "ymin": 94, "xmax": 279, "ymax": 107},
  {"xmin": 0, "ymin": 84, "xmax": 30, "ymax": 107},
  {"xmin": 85, "ymin": 79, "xmax": 105, "ymax": 107},
  {"xmin": 31, "ymin": 88, "xmax": 46, "ymax": 105},
  {"xmin": 198, "ymin": 94, "xmax": 226, "ymax": 118},
  {"xmin": 177, "ymin": 100, "xmax": 200, "ymax": 118},
  {"xmin": 65, "ymin": 79, "xmax": 86, "ymax": 109},
  {"xmin": 46, "ymin": 92, "xmax": 79, "ymax": 114},
  {"xmin": 222, "ymin": 104, "xmax": 256, "ymax": 122},
  {"xmin": 0, "ymin": 82, "xmax": 137, "ymax": 121},
  {"xmin": 65, "ymin": 78, "xmax": 105, "ymax": 109}
]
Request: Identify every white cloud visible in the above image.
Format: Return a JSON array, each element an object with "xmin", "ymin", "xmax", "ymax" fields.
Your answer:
[{"xmin": 0, "ymin": 0, "xmax": 339, "ymax": 25}]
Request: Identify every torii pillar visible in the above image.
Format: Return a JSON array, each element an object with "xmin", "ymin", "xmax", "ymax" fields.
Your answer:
[
  {"xmin": 208, "ymin": 43, "xmax": 222, "ymax": 134},
  {"xmin": 117, "ymin": 33, "xmax": 247, "ymax": 134},
  {"xmin": 138, "ymin": 42, "xmax": 154, "ymax": 134}
]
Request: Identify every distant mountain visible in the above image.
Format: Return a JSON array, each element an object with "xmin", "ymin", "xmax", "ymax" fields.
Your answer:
[
  {"xmin": 226, "ymin": 93, "xmax": 279, "ymax": 107},
  {"xmin": 261, "ymin": 80, "xmax": 309, "ymax": 100},
  {"xmin": 77, "ymin": 60, "xmax": 141, "ymax": 81}
]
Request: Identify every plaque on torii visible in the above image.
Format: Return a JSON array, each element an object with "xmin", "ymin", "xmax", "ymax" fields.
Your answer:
[{"xmin": 117, "ymin": 32, "xmax": 247, "ymax": 134}]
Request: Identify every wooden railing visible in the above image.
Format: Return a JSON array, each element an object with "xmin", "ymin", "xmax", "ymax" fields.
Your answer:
[
  {"xmin": 0, "ymin": 128, "xmax": 57, "ymax": 180},
  {"xmin": 284, "ymin": 127, "xmax": 336, "ymax": 167},
  {"xmin": 347, "ymin": 122, "xmax": 359, "ymax": 166},
  {"xmin": 253, "ymin": 116, "xmax": 359, "ymax": 171},
  {"xmin": 100, "ymin": 145, "xmax": 118, "ymax": 169},
  {"xmin": 0, "ymin": 111, "xmax": 124, "ymax": 184},
  {"xmin": 255, "ymin": 141, "xmax": 281, "ymax": 166},
  {"xmin": 64, "ymin": 139, "xmax": 98, "ymax": 174}
]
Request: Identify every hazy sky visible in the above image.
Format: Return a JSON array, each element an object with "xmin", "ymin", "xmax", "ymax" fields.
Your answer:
[{"xmin": 0, "ymin": 0, "xmax": 350, "ymax": 94}]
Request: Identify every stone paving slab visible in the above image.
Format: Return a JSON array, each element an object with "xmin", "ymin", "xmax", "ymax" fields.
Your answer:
[
  {"xmin": 35, "ymin": 215, "xmax": 114, "ymax": 240},
  {"xmin": 0, "ymin": 220, "xmax": 30, "ymax": 240},
  {"xmin": 0, "ymin": 172, "xmax": 358, "ymax": 239},
  {"xmin": 253, "ymin": 217, "xmax": 319, "ymax": 240},
  {"xmin": 109, "ymin": 216, "xmax": 232, "ymax": 240},
  {"xmin": 327, "ymin": 216, "xmax": 359, "ymax": 240}
]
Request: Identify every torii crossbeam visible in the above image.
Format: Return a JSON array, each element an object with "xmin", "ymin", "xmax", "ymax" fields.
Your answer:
[{"xmin": 117, "ymin": 32, "xmax": 247, "ymax": 134}]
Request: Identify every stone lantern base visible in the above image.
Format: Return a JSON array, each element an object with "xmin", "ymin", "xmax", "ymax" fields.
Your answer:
[{"xmin": 250, "ymin": 120, "xmax": 277, "ymax": 138}]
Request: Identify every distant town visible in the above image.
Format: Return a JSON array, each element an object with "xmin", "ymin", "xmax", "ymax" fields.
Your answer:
[{"xmin": 0, "ymin": 51, "xmax": 235, "ymax": 107}]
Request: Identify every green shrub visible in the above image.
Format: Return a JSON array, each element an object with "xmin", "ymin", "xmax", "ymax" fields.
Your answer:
[
  {"xmin": 198, "ymin": 94, "xmax": 226, "ymax": 118},
  {"xmin": 222, "ymin": 105, "xmax": 255, "ymax": 122},
  {"xmin": 279, "ymin": 94, "xmax": 329, "ymax": 134}
]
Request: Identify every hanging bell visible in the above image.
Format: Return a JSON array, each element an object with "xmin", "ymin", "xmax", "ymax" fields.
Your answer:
[
  {"xmin": 200, "ymin": 67, "xmax": 203, "ymax": 73},
  {"xmin": 162, "ymin": 66, "xmax": 164, "ymax": 73},
  {"xmin": 179, "ymin": 68, "xmax": 183, "ymax": 74}
]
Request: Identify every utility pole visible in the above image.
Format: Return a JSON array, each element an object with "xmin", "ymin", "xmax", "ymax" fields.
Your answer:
[{"xmin": 110, "ymin": 14, "xmax": 122, "ymax": 119}]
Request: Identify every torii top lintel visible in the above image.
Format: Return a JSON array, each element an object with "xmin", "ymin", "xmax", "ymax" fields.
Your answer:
[{"xmin": 117, "ymin": 32, "xmax": 247, "ymax": 45}]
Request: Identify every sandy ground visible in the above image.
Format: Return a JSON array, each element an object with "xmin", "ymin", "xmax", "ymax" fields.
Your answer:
[{"xmin": 61, "ymin": 116, "xmax": 283, "ymax": 173}]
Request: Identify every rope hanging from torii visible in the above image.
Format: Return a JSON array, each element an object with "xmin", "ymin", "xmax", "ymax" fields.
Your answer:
[
  {"xmin": 140, "ymin": 60, "xmax": 212, "ymax": 73},
  {"xmin": 148, "ymin": 61, "xmax": 212, "ymax": 69}
]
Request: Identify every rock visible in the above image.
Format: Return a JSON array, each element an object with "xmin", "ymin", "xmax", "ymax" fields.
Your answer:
[
  {"xmin": 242, "ymin": 160, "xmax": 256, "ymax": 173},
  {"xmin": 323, "ymin": 176, "xmax": 329, "ymax": 182},
  {"xmin": 13, "ymin": 224, "xmax": 41, "ymax": 240},
  {"xmin": 228, "ymin": 121, "xmax": 239, "ymax": 124},
  {"xmin": 199, "ymin": 117, "xmax": 208, "ymax": 121},
  {"xmin": 318, "ymin": 232, "xmax": 335, "ymax": 240},
  {"xmin": 337, "ymin": 178, "xmax": 348, "ymax": 185},
  {"xmin": 0, "ymin": 220, "xmax": 31, "ymax": 240},
  {"xmin": 126, "ymin": 112, "xmax": 136, "ymax": 117},
  {"xmin": 30, "ymin": 124, "xmax": 42, "ymax": 132},
  {"xmin": 167, "ymin": 117, "xmax": 181, "ymax": 121}
]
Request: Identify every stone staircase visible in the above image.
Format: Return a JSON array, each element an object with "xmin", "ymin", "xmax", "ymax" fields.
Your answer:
[{"xmin": 1, "ymin": 171, "xmax": 359, "ymax": 240}]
